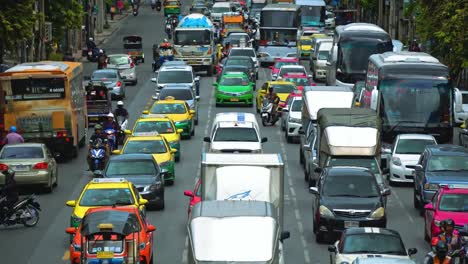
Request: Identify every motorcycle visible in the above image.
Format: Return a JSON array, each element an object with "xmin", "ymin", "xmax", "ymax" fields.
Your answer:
[
  {"xmin": 116, "ymin": 116, "xmax": 128, "ymax": 145},
  {"xmin": 0, "ymin": 194, "xmax": 41, "ymax": 227},
  {"xmin": 87, "ymin": 47, "xmax": 100, "ymax": 62},
  {"xmin": 105, "ymin": 128, "xmax": 117, "ymax": 151},
  {"xmin": 89, "ymin": 139, "xmax": 107, "ymax": 176},
  {"xmin": 261, "ymin": 97, "xmax": 279, "ymax": 126},
  {"xmin": 156, "ymin": 1, "xmax": 161, "ymax": 11}
]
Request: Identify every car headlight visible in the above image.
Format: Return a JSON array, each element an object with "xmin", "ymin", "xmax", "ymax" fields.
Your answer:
[
  {"xmin": 369, "ymin": 207, "xmax": 385, "ymax": 219},
  {"xmin": 319, "ymin": 205, "xmax": 334, "ymax": 218},
  {"xmin": 392, "ymin": 157, "xmax": 402, "ymax": 166},
  {"xmin": 289, "ymin": 117, "xmax": 301, "ymax": 124},
  {"xmin": 424, "ymin": 183, "xmax": 439, "ymax": 190}
]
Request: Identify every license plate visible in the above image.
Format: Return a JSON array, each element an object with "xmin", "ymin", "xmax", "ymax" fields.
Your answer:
[
  {"xmin": 344, "ymin": 221, "xmax": 359, "ymax": 228},
  {"xmin": 230, "ymin": 98, "xmax": 239, "ymax": 102},
  {"xmin": 97, "ymin": 251, "xmax": 114, "ymax": 259},
  {"xmin": 14, "ymin": 165, "xmax": 29, "ymax": 171}
]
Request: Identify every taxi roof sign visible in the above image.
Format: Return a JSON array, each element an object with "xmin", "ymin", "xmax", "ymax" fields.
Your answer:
[{"xmin": 92, "ymin": 178, "xmax": 127, "ymax": 183}]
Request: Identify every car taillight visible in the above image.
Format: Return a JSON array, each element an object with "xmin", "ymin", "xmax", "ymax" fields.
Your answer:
[
  {"xmin": 116, "ymin": 81, "xmax": 122, "ymax": 87},
  {"xmin": 130, "ymin": 62, "xmax": 135, "ymax": 68},
  {"xmin": 56, "ymin": 130, "xmax": 67, "ymax": 137},
  {"xmin": 33, "ymin": 162, "xmax": 48, "ymax": 170},
  {"xmin": 0, "ymin": 164, "xmax": 9, "ymax": 171}
]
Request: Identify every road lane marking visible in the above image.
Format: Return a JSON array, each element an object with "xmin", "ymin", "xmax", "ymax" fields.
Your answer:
[
  {"xmin": 290, "ymin": 186, "xmax": 296, "ymax": 197},
  {"xmin": 392, "ymin": 190, "xmax": 415, "ymax": 223}
]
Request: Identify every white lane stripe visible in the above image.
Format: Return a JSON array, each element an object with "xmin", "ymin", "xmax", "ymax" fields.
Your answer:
[{"xmin": 392, "ymin": 189, "xmax": 415, "ymax": 223}]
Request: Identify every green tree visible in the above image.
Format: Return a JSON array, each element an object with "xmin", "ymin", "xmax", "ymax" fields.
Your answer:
[
  {"xmin": 0, "ymin": 0, "xmax": 37, "ymax": 63},
  {"xmin": 415, "ymin": 0, "xmax": 468, "ymax": 83}
]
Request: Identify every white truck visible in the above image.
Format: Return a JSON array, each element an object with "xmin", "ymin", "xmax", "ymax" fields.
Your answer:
[
  {"xmin": 187, "ymin": 200, "xmax": 290, "ymax": 264},
  {"xmin": 173, "ymin": 14, "xmax": 216, "ymax": 76}
]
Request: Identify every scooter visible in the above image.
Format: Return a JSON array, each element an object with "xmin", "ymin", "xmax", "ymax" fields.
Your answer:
[
  {"xmin": 0, "ymin": 192, "xmax": 41, "ymax": 227},
  {"xmin": 87, "ymin": 47, "xmax": 100, "ymax": 62},
  {"xmin": 156, "ymin": 1, "xmax": 161, "ymax": 11},
  {"xmin": 261, "ymin": 98, "xmax": 279, "ymax": 126},
  {"xmin": 89, "ymin": 139, "xmax": 107, "ymax": 176}
]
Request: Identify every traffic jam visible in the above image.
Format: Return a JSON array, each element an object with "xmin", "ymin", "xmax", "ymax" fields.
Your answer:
[{"xmin": 0, "ymin": 0, "xmax": 467, "ymax": 264}]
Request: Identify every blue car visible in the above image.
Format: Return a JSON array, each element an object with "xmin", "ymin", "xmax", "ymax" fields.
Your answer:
[{"xmin": 413, "ymin": 144, "xmax": 468, "ymax": 212}]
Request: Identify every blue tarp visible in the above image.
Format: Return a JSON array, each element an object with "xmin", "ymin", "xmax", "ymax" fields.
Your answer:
[{"xmin": 180, "ymin": 16, "xmax": 213, "ymax": 28}]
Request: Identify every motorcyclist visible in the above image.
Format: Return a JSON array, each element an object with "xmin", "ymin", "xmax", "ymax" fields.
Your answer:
[
  {"xmin": 165, "ymin": 21, "xmax": 172, "ymax": 39},
  {"xmin": 86, "ymin": 37, "xmax": 97, "ymax": 50},
  {"xmin": 87, "ymin": 125, "xmax": 109, "ymax": 170},
  {"xmin": 265, "ymin": 87, "xmax": 280, "ymax": 118},
  {"xmin": 102, "ymin": 113, "xmax": 120, "ymax": 131},
  {"xmin": 159, "ymin": 39, "xmax": 173, "ymax": 57},
  {"xmin": 114, "ymin": 101, "xmax": 129, "ymax": 120},
  {"xmin": 424, "ymin": 240, "xmax": 452, "ymax": 264},
  {"xmin": 0, "ymin": 168, "xmax": 19, "ymax": 221},
  {"xmin": 438, "ymin": 219, "xmax": 461, "ymax": 254},
  {"xmin": 97, "ymin": 49, "xmax": 108, "ymax": 69},
  {"xmin": 3, "ymin": 126, "xmax": 24, "ymax": 145}
]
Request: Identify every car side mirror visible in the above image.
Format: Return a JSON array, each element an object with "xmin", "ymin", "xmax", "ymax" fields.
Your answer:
[
  {"xmin": 151, "ymin": 78, "xmax": 157, "ymax": 83},
  {"xmin": 124, "ymin": 129, "xmax": 132, "ymax": 135},
  {"xmin": 84, "ymin": 76, "xmax": 91, "ymax": 80},
  {"xmin": 381, "ymin": 188, "xmax": 391, "ymax": 196},
  {"xmin": 66, "ymin": 200, "xmax": 77, "ymax": 207},
  {"xmin": 424, "ymin": 203, "xmax": 435, "ymax": 211},
  {"xmin": 408, "ymin": 248, "xmax": 417, "ymax": 256},
  {"xmin": 189, "ymin": 110, "xmax": 195, "ymax": 115},
  {"xmin": 146, "ymin": 225, "xmax": 156, "ymax": 233},
  {"xmin": 415, "ymin": 164, "xmax": 423, "ymax": 171},
  {"xmin": 170, "ymin": 148, "xmax": 177, "ymax": 154},
  {"xmin": 142, "ymin": 110, "xmax": 149, "ymax": 115},
  {"xmin": 196, "ymin": 95, "xmax": 200, "ymax": 101},
  {"xmin": 314, "ymin": 167, "xmax": 322, "ymax": 173},
  {"xmin": 308, "ymin": 74, "xmax": 313, "ymax": 78},
  {"xmin": 139, "ymin": 198, "xmax": 148, "ymax": 205},
  {"xmin": 280, "ymin": 231, "xmax": 290, "ymax": 242},
  {"xmin": 184, "ymin": 190, "xmax": 194, "ymax": 197},
  {"xmin": 328, "ymin": 245, "xmax": 337, "ymax": 253},
  {"xmin": 354, "ymin": 101, "xmax": 361, "ymax": 107},
  {"xmin": 177, "ymin": 129, "xmax": 183, "ymax": 134},
  {"xmin": 65, "ymin": 227, "xmax": 77, "ymax": 234},
  {"xmin": 203, "ymin": 136, "xmax": 211, "ymax": 143},
  {"xmin": 107, "ymin": 87, "xmax": 113, "ymax": 91},
  {"xmin": 261, "ymin": 137, "xmax": 268, "ymax": 143},
  {"xmin": 213, "ymin": 82, "xmax": 218, "ymax": 86},
  {"xmin": 309, "ymin": 187, "xmax": 319, "ymax": 195},
  {"xmin": 112, "ymin": 150, "xmax": 121, "ymax": 155},
  {"xmin": 282, "ymin": 107, "xmax": 289, "ymax": 112}
]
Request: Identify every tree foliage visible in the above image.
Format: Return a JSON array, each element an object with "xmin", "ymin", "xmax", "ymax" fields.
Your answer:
[
  {"xmin": 415, "ymin": 0, "xmax": 467, "ymax": 81},
  {"xmin": 0, "ymin": 0, "xmax": 37, "ymax": 62},
  {"xmin": 46, "ymin": 0, "xmax": 84, "ymax": 44}
]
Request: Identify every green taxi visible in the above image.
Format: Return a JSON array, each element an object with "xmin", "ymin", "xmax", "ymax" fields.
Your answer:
[{"xmin": 214, "ymin": 72, "xmax": 254, "ymax": 106}]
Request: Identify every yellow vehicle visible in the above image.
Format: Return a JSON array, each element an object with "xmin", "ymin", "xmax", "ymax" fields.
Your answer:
[
  {"xmin": 163, "ymin": 0, "xmax": 181, "ymax": 16},
  {"xmin": 298, "ymin": 36, "xmax": 313, "ymax": 59},
  {"xmin": 128, "ymin": 116, "xmax": 182, "ymax": 161},
  {"xmin": 0, "ymin": 61, "xmax": 87, "ymax": 159},
  {"xmin": 142, "ymin": 96, "xmax": 195, "ymax": 139},
  {"xmin": 66, "ymin": 178, "xmax": 148, "ymax": 228},
  {"xmin": 113, "ymin": 134, "xmax": 177, "ymax": 185},
  {"xmin": 221, "ymin": 13, "xmax": 244, "ymax": 37},
  {"xmin": 256, "ymin": 81, "xmax": 297, "ymax": 113}
]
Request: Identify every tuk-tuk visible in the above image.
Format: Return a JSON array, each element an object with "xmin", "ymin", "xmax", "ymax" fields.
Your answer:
[
  {"xmin": 152, "ymin": 42, "xmax": 174, "ymax": 71},
  {"xmin": 70, "ymin": 211, "xmax": 142, "ymax": 264},
  {"xmin": 123, "ymin": 35, "xmax": 144, "ymax": 63},
  {"xmin": 85, "ymin": 81, "xmax": 112, "ymax": 125},
  {"xmin": 163, "ymin": 0, "xmax": 181, "ymax": 16}
]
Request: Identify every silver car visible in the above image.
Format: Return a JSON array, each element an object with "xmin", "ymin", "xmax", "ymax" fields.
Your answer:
[
  {"xmin": 91, "ymin": 69, "xmax": 126, "ymax": 100},
  {"xmin": 0, "ymin": 143, "xmax": 58, "ymax": 192},
  {"xmin": 106, "ymin": 54, "xmax": 138, "ymax": 85}
]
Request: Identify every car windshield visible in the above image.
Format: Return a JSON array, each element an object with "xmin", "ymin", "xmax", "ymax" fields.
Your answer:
[
  {"xmin": 271, "ymin": 84, "xmax": 295, "ymax": 93},
  {"xmin": 220, "ymin": 76, "xmax": 249, "ymax": 86},
  {"xmin": 301, "ymin": 39, "xmax": 312, "ymax": 45},
  {"xmin": 226, "ymin": 59, "xmax": 252, "ymax": 68},
  {"xmin": 123, "ymin": 140, "xmax": 168, "ymax": 154},
  {"xmin": 108, "ymin": 56, "xmax": 130, "ymax": 65},
  {"xmin": 1, "ymin": 146, "xmax": 44, "ymax": 159},
  {"xmin": 79, "ymin": 188, "xmax": 134, "ymax": 206},
  {"xmin": 427, "ymin": 156, "xmax": 468, "ymax": 171},
  {"xmin": 274, "ymin": 61, "xmax": 298, "ymax": 69},
  {"xmin": 342, "ymin": 234, "xmax": 407, "ymax": 255},
  {"xmin": 230, "ymin": 49, "xmax": 255, "ymax": 58},
  {"xmin": 92, "ymin": 71, "xmax": 117, "ymax": 79},
  {"xmin": 160, "ymin": 89, "xmax": 193, "ymax": 100},
  {"xmin": 158, "ymin": 71, "xmax": 192, "ymax": 83},
  {"xmin": 106, "ymin": 160, "xmax": 157, "ymax": 176},
  {"xmin": 323, "ymin": 174, "xmax": 380, "ymax": 197},
  {"xmin": 395, "ymin": 139, "xmax": 436, "ymax": 154},
  {"xmin": 134, "ymin": 121, "xmax": 174, "ymax": 134},
  {"xmin": 214, "ymin": 127, "xmax": 259, "ymax": 142},
  {"xmin": 283, "ymin": 77, "xmax": 309, "ymax": 86},
  {"xmin": 439, "ymin": 193, "xmax": 468, "ymax": 212},
  {"xmin": 151, "ymin": 103, "xmax": 186, "ymax": 114},
  {"xmin": 328, "ymin": 157, "xmax": 380, "ymax": 175},
  {"xmin": 318, "ymin": 50, "xmax": 329, "ymax": 60},
  {"xmin": 291, "ymin": 99, "xmax": 303, "ymax": 111}
]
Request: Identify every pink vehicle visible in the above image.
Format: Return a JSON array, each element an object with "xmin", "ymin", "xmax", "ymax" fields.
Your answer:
[
  {"xmin": 269, "ymin": 58, "xmax": 299, "ymax": 80},
  {"xmin": 424, "ymin": 185, "xmax": 468, "ymax": 240},
  {"xmin": 183, "ymin": 178, "xmax": 202, "ymax": 217}
]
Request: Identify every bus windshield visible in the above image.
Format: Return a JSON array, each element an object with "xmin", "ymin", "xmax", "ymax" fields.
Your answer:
[
  {"xmin": 260, "ymin": 29, "xmax": 297, "ymax": 46},
  {"xmin": 301, "ymin": 6, "xmax": 325, "ymax": 26},
  {"xmin": 261, "ymin": 11, "xmax": 299, "ymax": 28},
  {"xmin": 380, "ymin": 78, "xmax": 451, "ymax": 126},
  {"xmin": 339, "ymin": 38, "xmax": 389, "ymax": 74}
]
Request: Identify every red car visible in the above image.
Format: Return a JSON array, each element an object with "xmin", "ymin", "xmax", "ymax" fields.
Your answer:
[
  {"xmin": 424, "ymin": 185, "xmax": 468, "ymax": 241},
  {"xmin": 183, "ymin": 178, "xmax": 202, "ymax": 217},
  {"xmin": 280, "ymin": 72, "xmax": 315, "ymax": 91},
  {"xmin": 269, "ymin": 58, "xmax": 299, "ymax": 80},
  {"xmin": 66, "ymin": 206, "xmax": 155, "ymax": 264}
]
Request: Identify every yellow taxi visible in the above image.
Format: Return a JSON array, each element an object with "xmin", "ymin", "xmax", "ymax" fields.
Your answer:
[
  {"xmin": 128, "ymin": 116, "xmax": 182, "ymax": 161},
  {"xmin": 66, "ymin": 178, "xmax": 147, "ymax": 228},
  {"xmin": 256, "ymin": 81, "xmax": 297, "ymax": 113},
  {"xmin": 142, "ymin": 96, "xmax": 195, "ymax": 139},
  {"xmin": 113, "ymin": 134, "xmax": 177, "ymax": 184},
  {"xmin": 298, "ymin": 36, "xmax": 313, "ymax": 59}
]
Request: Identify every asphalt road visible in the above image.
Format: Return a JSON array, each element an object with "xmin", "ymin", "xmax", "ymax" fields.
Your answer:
[{"xmin": 0, "ymin": 3, "xmax": 438, "ymax": 264}]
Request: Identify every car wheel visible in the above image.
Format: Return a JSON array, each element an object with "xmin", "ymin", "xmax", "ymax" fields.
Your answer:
[
  {"xmin": 195, "ymin": 116, "xmax": 199, "ymax": 126},
  {"xmin": 315, "ymin": 230, "xmax": 324, "ymax": 243},
  {"xmin": 175, "ymin": 155, "xmax": 180, "ymax": 162},
  {"xmin": 53, "ymin": 170, "xmax": 58, "ymax": 187},
  {"xmin": 133, "ymin": 79, "xmax": 138, "ymax": 86},
  {"xmin": 191, "ymin": 127, "xmax": 195, "ymax": 136},
  {"xmin": 413, "ymin": 189, "xmax": 420, "ymax": 209},
  {"xmin": 149, "ymin": 255, "xmax": 154, "ymax": 264},
  {"xmin": 424, "ymin": 218, "xmax": 430, "ymax": 242},
  {"xmin": 44, "ymin": 178, "xmax": 53, "ymax": 193},
  {"xmin": 157, "ymin": 198, "xmax": 165, "ymax": 210},
  {"xmin": 308, "ymin": 176, "xmax": 316, "ymax": 188},
  {"xmin": 304, "ymin": 167, "xmax": 309, "ymax": 182}
]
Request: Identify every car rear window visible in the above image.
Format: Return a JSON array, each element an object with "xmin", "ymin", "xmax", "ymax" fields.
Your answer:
[
  {"xmin": 160, "ymin": 89, "xmax": 193, "ymax": 100},
  {"xmin": 108, "ymin": 56, "xmax": 130, "ymax": 65},
  {"xmin": 92, "ymin": 71, "xmax": 117, "ymax": 79},
  {"xmin": 1, "ymin": 146, "xmax": 44, "ymax": 159},
  {"xmin": 230, "ymin": 49, "xmax": 255, "ymax": 58}
]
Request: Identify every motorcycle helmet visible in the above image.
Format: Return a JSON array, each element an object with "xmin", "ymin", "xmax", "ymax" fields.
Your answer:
[
  {"xmin": 117, "ymin": 101, "xmax": 124, "ymax": 106},
  {"xmin": 94, "ymin": 124, "xmax": 103, "ymax": 131},
  {"xmin": 89, "ymin": 37, "xmax": 94, "ymax": 41},
  {"xmin": 444, "ymin": 218, "xmax": 455, "ymax": 233},
  {"xmin": 99, "ymin": 49, "xmax": 104, "ymax": 54},
  {"xmin": 107, "ymin": 113, "xmax": 114, "ymax": 120},
  {"xmin": 10, "ymin": 126, "xmax": 17, "ymax": 133}
]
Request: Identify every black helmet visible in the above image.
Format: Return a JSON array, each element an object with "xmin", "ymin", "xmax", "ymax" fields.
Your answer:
[
  {"xmin": 444, "ymin": 219, "xmax": 455, "ymax": 227},
  {"xmin": 268, "ymin": 87, "xmax": 274, "ymax": 92},
  {"xmin": 435, "ymin": 240, "xmax": 448, "ymax": 254}
]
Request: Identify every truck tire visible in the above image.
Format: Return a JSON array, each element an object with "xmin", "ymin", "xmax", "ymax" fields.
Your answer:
[{"xmin": 207, "ymin": 65, "xmax": 214, "ymax": 76}]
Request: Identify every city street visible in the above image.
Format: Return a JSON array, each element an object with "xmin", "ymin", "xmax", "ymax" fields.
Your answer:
[{"xmin": 0, "ymin": 3, "xmax": 432, "ymax": 264}]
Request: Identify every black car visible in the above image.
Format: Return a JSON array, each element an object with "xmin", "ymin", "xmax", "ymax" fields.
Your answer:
[
  {"xmin": 413, "ymin": 144, "xmax": 468, "ymax": 212},
  {"xmin": 328, "ymin": 227, "xmax": 417, "ymax": 262},
  {"xmin": 310, "ymin": 166, "xmax": 390, "ymax": 243},
  {"xmin": 103, "ymin": 154, "xmax": 167, "ymax": 210}
]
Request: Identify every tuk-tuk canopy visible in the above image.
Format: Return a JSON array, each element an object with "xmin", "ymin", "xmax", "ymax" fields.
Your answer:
[{"xmin": 81, "ymin": 210, "xmax": 140, "ymax": 237}]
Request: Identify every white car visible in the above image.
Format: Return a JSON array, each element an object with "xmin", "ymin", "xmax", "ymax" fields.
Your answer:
[
  {"xmin": 151, "ymin": 65, "xmax": 200, "ymax": 96},
  {"xmin": 311, "ymin": 41, "xmax": 332, "ymax": 81},
  {"xmin": 274, "ymin": 65, "xmax": 308, "ymax": 81},
  {"xmin": 325, "ymin": 11, "xmax": 335, "ymax": 28},
  {"xmin": 282, "ymin": 96, "xmax": 302, "ymax": 143},
  {"xmin": 328, "ymin": 227, "xmax": 417, "ymax": 264},
  {"xmin": 106, "ymin": 54, "xmax": 137, "ymax": 85},
  {"xmin": 454, "ymin": 89, "xmax": 468, "ymax": 124},
  {"xmin": 389, "ymin": 134, "xmax": 437, "ymax": 184},
  {"xmin": 228, "ymin": 47, "xmax": 259, "ymax": 77}
]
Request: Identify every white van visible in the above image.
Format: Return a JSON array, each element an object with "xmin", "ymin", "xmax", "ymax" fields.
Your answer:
[
  {"xmin": 204, "ymin": 112, "xmax": 268, "ymax": 153},
  {"xmin": 311, "ymin": 41, "xmax": 333, "ymax": 81}
]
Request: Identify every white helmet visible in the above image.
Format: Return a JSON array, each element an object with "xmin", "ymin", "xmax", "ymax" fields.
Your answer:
[
  {"xmin": 117, "ymin": 101, "xmax": 124, "ymax": 106},
  {"xmin": 89, "ymin": 37, "xmax": 94, "ymax": 41},
  {"xmin": 107, "ymin": 113, "xmax": 114, "ymax": 118},
  {"xmin": 99, "ymin": 49, "xmax": 104, "ymax": 53}
]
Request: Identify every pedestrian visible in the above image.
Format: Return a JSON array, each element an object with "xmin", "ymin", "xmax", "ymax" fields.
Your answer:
[
  {"xmin": 110, "ymin": 5, "xmax": 116, "ymax": 20},
  {"xmin": 3, "ymin": 126, "xmax": 24, "ymax": 145},
  {"xmin": 117, "ymin": 0, "xmax": 124, "ymax": 14}
]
